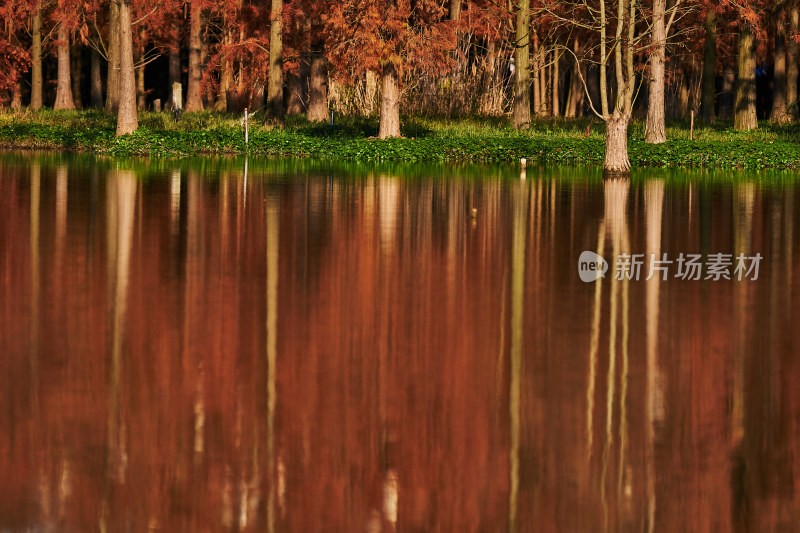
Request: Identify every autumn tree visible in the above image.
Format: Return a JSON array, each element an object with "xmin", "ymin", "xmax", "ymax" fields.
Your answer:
[
  {"xmin": 52, "ymin": 0, "xmax": 81, "ymax": 110},
  {"xmin": 326, "ymin": 0, "xmax": 457, "ymax": 138},
  {"xmin": 701, "ymin": 3, "xmax": 717, "ymax": 122},
  {"xmin": 542, "ymin": 0, "xmax": 643, "ymax": 174},
  {"xmin": 185, "ymin": 1, "xmax": 204, "ymax": 112},
  {"xmin": 0, "ymin": 0, "xmax": 34, "ymax": 108},
  {"xmin": 644, "ymin": 0, "xmax": 685, "ymax": 144},
  {"xmin": 513, "ymin": 0, "xmax": 531, "ymax": 129},
  {"xmin": 116, "ymin": 0, "xmax": 137, "ymax": 134},
  {"xmin": 266, "ymin": 0, "xmax": 283, "ymax": 124},
  {"xmin": 725, "ymin": 0, "xmax": 773, "ymax": 131},
  {"xmin": 770, "ymin": 4, "xmax": 790, "ymax": 123}
]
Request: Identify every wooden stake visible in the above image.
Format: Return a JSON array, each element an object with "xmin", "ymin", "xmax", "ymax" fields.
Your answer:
[{"xmin": 690, "ymin": 110, "xmax": 695, "ymax": 141}]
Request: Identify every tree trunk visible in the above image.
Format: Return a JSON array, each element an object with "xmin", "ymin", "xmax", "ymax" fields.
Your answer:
[
  {"xmin": 771, "ymin": 7, "xmax": 790, "ymax": 123},
  {"xmin": 105, "ymin": 0, "xmax": 120, "ymax": 112},
  {"xmin": 604, "ymin": 112, "xmax": 631, "ymax": 175},
  {"xmin": 54, "ymin": 26, "xmax": 75, "ymax": 110},
  {"xmin": 136, "ymin": 27, "xmax": 146, "ymax": 110},
  {"xmin": 286, "ymin": 71, "xmax": 304, "ymax": 115},
  {"xmin": 532, "ymin": 36, "xmax": 540, "ymax": 116},
  {"xmin": 11, "ymin": 77, "xmax": 22, "ymax": 109},
  {"xmin": 449, "ymin": 0, "xmax": 461, "ymax": 20},
  {"xmin": 365, "ymin": 70, "xmax": 378, "ymax": 116},
  {"xmin": 701, "ymin": 7, "xmax": 717, "ymax": 122},
  {"xmin": 788, "ymin": 4, "xmax": 799, "ymax": 119},
  {"xmin": 137, "ymin": 63, "xmax": 146, "ymax": 110},
  {"xmin": 216, "ymin": 33, "xmax": 233, "ymax": 112},
  {"xmin": 169, "ymin": 32, "xmax": 181, "ymax": 86},
  {"xmin": 539, "ymin": 46, "xmax": 548, "ymax": 116},
  {"xmin": 71, "ymin": 43, "xmax": 82, "ymax": 109},
  {"xmin": 513, "ymin": 0, "xmax": 530, "ymax": 129},
  {"xmin": 566, "ymin": 38, "xmax": 583, "ymax": 117},
  {"xmin": 91, "ymin": 48, "xmax": 103, "ymax": 108},
  {"xmin": 645, "ymin": 0, "xmax": 666, "ymax": 143},
  {"xmin": 30, "ymin": 0, "xmax": 43, "ymax": 110},
  {"xmin": 480, "ymin": 39, "xmax": 500, "ymax": 115},
  {"xmin": 116, "ymin": 0, "xmax": 138, "ymax": 135},
  {"xmin": 735, "ymin": 28, "xmax": 757, "ymax": 131},
  {"xmin": 185, "ymin": 3, "xmax": 204, "ymax": 112},
  {"xmin": 307, "ymin": 53, "xmax": 328, "ymax": 122},
  {"xmin": 552, "ymin": 48, "xmax": 560, "ymax": 117},
  {"xmin": 266, "ymin": 0, "xmax": 284, "ymax": 124},
  {"xmin": 378, "ymin": 64, "xmax": 401, "ymax": 138}
]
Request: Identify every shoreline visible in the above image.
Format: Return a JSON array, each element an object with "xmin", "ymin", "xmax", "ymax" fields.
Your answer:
[{"xmin": 2, "ymin": 110, "xmax": 800, "ymax": 170}]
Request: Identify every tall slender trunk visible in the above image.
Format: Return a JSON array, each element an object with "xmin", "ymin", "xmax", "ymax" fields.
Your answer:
[
  {"xmin": 771, "ymin": 7, "xmax": 790, "ymax": 123},
  {"xmin": 30, "ymin": 0, "xmax": 43, "ymax": 110},
  {"xmin": 91, "ymin": 48, "xmax": 103, "ymax": 108},
  {"xmin": 185, "ymin": 3, "xmax": 204, "ymax": 112},
  {"xmin": 136, "ymin": 28, "xmax": 146, "ymax": 110},
  {"xmin": 54, "ymin": 26, "xmax": 75, "ymax": 110},
  {"xmin": 378, "ymin": 64, "xmax": 401, "ymax": 138},
  {"xmin": 307, "ymin": 52, "xmax": 328, "ymax": 122},
  {"xmin": 552, "ymin": 48, "xmax": 560, "ymax": 117},
  {"xmin": 266, "ymin": 0, "xmax": 284, "ymax": 124},
  {"xmin": 645, "ymin": 0, "xmax": 666, "ymax": 143},
  {"xmin": 701, "ymin": 8, "xmax": 717, "ymax": 122},
  {"xmin": 116, "ymin": 0, "xmax": 138, "ymax": 135},
  {"xmin": 71, "ymin": 43, "xmax": 82, "ymax": 109},
  {"xmin": 734, "ymin": 28, "xmax": 757, "ymax": 131},
  {"xmin": 105, "ymin": 0, "xmax": 120, "ymax": 112},
  {"xmin": 720, "ymin": 63, "xmax": 735, "ymax": 118},
  {"xmin": 539, "ymin": 46, "xmax": 548, "ymax": 115},
  {"xmin": 788, "ymin": 4, "xmax": 799, "ymax": 119},
  {"xmin": 513, "ymin": 0, "xmax": 531, "ymax": 129},
  {"xmin": 566, "ymin": 37, "xmax": 583, "ymax": 117},
  {"xmin": 532, "ymin": 36, "xmax": 540, "ymax": 115}
]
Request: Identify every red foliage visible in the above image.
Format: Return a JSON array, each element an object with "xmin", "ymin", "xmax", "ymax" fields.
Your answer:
[{"xmin": 324, "ymin": 0, "xmax": 458, "ymax": 82}]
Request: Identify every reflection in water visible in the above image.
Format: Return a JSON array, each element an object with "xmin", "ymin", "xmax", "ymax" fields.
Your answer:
[
  {"xmin": 0, "ymin": 156, "xmax": 799, "ymax": 531},
  {"xmin": 644, "ymin": 179, "xmax": 665, "ymax": 533}
]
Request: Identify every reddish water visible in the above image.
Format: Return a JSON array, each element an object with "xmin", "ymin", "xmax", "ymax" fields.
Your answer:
[{"xmin": 0, "ymin": 155, "xmax": 798, "ymax": 532}]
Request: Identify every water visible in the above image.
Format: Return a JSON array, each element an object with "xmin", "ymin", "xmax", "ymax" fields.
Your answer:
[{"xmin": 0, "ymin": 153, "xmax": 798, "ymax": 532}]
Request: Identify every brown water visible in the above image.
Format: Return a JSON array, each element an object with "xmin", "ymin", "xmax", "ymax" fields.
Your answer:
[{"xmin": 0, "ymin": 153, "xmax": 798, "ymax": 532}]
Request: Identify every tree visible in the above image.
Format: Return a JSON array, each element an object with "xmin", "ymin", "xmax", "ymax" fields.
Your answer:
[
  {"xmin": 31, "ymin": 0, "xmax": 43, "ymax": 109},
  {"xmin": 645, "ymin": 0, "xmax": 685, "ymax": 143},
  {"xmin": 116, "ymin": 0, "xmax": 137, "ymax": 134},
  {"xmin": 53, "ymin": 24, "xmax": 75, "ymax": 109},
  {"xmin": 542, "ymin": 0, "xmax": 642, "ymax": 174},
  {"xmin": 788, "ymin": 2, "xmax": 799, "ymax": 119},
  {"xmin": 770, "ymin": 5, "xmax": 790, "ymax": 123},
  {"xmin": 513, "ymin": 0, "xmax": 531, "ymax": 129},
  {"xmin": 734, "ymin": 27, "xmax": 757, "ymax": 130},
  {"xmin": 701, "ymin": 5, "xmax": 717, "ymax": 122},
  {"xmin": 266, "ymin": 0, "xmax": 284, "ymax": 124},
  {"xmin": 105, "ymin": 0, "xmax": 120, "ymax": 111},
  {"xmin": 0, "ymin": 0, "xmax": 33, "ymax": 106},
  {"xmin": 185, "ymin": 1, "xmax": 204, "ymax": 111},
  {"xmin": 325, "ymin": 0, "xmax": 456, "ymax": 138}
]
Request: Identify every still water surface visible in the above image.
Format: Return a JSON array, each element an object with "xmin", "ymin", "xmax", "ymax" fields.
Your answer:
[{"xmin": 0, "ymin": 153, "xmax": 798, "ymax": 532}]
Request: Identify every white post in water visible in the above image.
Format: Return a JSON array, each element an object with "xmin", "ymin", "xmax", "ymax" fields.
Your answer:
[{"xmin": 244, "ymin": 108, "xmax": 249, "ymax": 147}]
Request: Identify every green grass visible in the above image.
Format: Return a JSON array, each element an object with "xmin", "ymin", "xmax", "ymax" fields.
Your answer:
[{"xmin": 2, "ymin": 108, "xmax": 800, "ymax": 169}]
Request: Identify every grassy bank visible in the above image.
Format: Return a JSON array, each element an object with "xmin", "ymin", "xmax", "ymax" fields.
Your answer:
[{"xmin": 2, "ymin": 109, "xmax": 800, "ymax": 169}]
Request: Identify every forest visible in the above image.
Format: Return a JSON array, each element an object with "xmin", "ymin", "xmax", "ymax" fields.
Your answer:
[{"xmin": 0, "ymin": 0, "xmax": 796, "ymax": 173}]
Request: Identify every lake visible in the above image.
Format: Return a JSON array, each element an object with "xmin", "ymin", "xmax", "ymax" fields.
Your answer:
[{"xmin": 0, "ymin": 153, "xmax": 798, "ymax": 532}]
